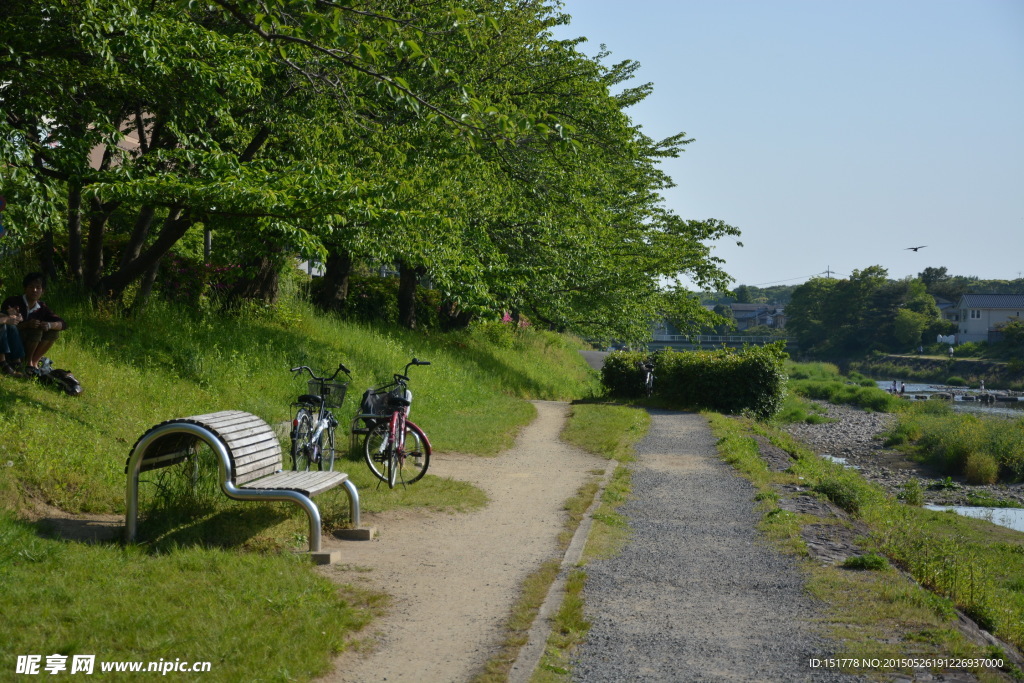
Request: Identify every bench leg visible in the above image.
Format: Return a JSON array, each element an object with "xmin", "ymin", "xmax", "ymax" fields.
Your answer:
[{"xmin": 342, "ymin": 478, "xmax": 361, "ymax": 528}]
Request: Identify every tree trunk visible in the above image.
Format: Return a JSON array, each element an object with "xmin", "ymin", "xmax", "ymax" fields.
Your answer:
[
  {"xmin": 130, "ymin": 258, "xmax": 162, "ymax": 315},
  {"xmin": 67, "ymin": 179, "xmax": 83, "ymax": 282},
  {"xmin": 120, "ymin": 205, "xmax": 157, "ymax": 269},
  {"xmin": 316, "ymin": 248, "xmax": 353, "ymax": 311},
  {"xmin": 95, "ymin": 207, "xmax": 188, "ymax": 298},
  {"xmin": 84, "ymin": 197, "xmax": 121, "ymax": 289},
  {"xmin": 39, "ymin": 230, "xmax": 57, "ymax": 281},
  {"xmin": 397, "ymin": 261, "xmax": 424, "ymax": 330},
  {"xmin": 226, "ymin": 246, "xmax": 283, "ymax": 306}
]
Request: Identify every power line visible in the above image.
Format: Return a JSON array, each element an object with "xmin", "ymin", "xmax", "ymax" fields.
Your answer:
[{"xmin": 745, "ymin": 270, "xmax": 839, "ymax": 287}]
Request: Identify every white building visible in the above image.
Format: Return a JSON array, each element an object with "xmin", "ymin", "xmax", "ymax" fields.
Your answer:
[{"xmin": 956, "ymin": 294, "xmax": 1024, "ymax": 343}]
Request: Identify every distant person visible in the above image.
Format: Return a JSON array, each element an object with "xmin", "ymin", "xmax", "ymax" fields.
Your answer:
[
  {"xmin": 900, "ymin": 382, "xmax": 906, "ymax": 395},
  {"xmin": 948, "ymin": 346, "xmax": 954, "ymax": 359},
  {"xmin": 2, "ymin": 272, "xmax": 66, "ymax": 371},
  {"xmin": 918, "ymin": 345, "xmax": 923, "ymax": 355},
  {"xmin": 0, "ymin": 278, "xmax": 25, "ymax": 376}
]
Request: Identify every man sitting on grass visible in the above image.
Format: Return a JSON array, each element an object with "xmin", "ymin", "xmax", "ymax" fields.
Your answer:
[
  {"xmin": 2, "ymin": 272, "xmax": 66, "ymax": 372},
  {"xmin": 0, "ymin": 295, "xmax": 25, "ymax": 376}
]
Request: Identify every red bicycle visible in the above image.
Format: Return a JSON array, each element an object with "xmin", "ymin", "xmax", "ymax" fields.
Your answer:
[{"xmin": 355, "ymin": 358, "xmax": 432, "ymax": 488}]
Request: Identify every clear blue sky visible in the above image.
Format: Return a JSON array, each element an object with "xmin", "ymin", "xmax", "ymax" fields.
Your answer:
[{"xmin": 552, "ymin": 0, "xmax": 1024, "ymax": 290}]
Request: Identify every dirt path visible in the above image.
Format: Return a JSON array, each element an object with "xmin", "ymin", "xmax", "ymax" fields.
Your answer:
[{"xmin": 318, "ymin": 400, "xmax": 603, "ymax": 683}]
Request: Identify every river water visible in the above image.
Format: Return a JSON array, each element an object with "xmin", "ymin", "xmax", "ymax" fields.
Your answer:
[
  {"xmin": 874, "ymin": 381, "xmax": 1024, "ymax": 418},
  {"xmin": 924, "ymin": 505, "xmax": 1024, "ymax": 533}
]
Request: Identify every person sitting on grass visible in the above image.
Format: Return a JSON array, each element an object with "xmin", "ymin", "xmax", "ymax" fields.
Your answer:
[
  {"xmin": 0, "ymin": 292, "xmax": 25, "ymax": 376},
  {"xmin": 1, "ymin": 272, "xmax": 66, "ymax": 371}
]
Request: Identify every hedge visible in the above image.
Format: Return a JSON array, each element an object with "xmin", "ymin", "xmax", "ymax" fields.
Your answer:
[{"xmin": 601, "ymin": 343, "xmax": 788, "ymax": 420}]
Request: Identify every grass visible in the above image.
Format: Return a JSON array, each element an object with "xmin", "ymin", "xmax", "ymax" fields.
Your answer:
[
  {"xmin": 705, "ymin": 411, "xmax": 1024, "ymax": 679},
  {"xmin": 0, "ymin": 279, "xmax": 604, "ymax": 682},
  {"xmin": 0, "ymin": 511, "xmax": 384, "ymax": 681}
]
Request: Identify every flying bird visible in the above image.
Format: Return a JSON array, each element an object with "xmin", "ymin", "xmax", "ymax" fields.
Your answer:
[{"xmin": 905, "ymin": 245, "xmax": 927, "ymax": 252}]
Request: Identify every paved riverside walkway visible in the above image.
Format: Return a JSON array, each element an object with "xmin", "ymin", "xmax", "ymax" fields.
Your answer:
[{"xmin": 571, "ymin": 410, "xmax": 859, "ymax": 682}]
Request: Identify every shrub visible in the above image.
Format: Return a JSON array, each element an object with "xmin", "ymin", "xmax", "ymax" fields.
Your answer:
[
  {"xmin": 964, "ymin": 452, "xmax": 999, "ymax": 485},
  {"xmin": 900, "ymin": 480, "xmax": 924, "ymax": 506},
  {"xmin": 842, "ymin": 553, "xmax": 889, "ymax": 570},
  {"xmin": 813, "ymin": 477, "xmax": 863, "ymax": 515},
  {"xmin": 602, "ymin": 343, "xmax": 788, "ymax": 420}
]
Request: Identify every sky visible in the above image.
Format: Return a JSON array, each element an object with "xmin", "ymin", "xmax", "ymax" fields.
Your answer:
[{"xmin": 552, "ymin": 0, "xmax": 1024, "ymax": 290}]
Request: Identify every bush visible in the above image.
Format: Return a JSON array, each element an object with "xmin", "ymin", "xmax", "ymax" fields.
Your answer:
[
  {"xmin": 964, "ymin": 452, "xmax": 999, "ymax": 485},
  {"xmin": 602, "ymin": 343, "xmax": 789, "ymax": 420},
  {"xmin": 842, "ymin": 553, "xmax": 889, "ymax": 570},
  {"xmin": 813, "ymin": 477, "xmax": 863, "ymax": 515}
]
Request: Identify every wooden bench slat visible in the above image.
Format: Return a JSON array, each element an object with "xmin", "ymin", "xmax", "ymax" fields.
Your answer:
[
  {"xmin": 220, "ymin": 433, "xmax": 279, "ymax": 451},
  {"xmin": 245, "ymin": 471, "xmax": 348, "ymax": 497}
]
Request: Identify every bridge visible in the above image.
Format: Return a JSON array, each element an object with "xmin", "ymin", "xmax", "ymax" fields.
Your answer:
[{"xmin": 647, "ymin": 335, "xmax": 797, "ymax": 351}]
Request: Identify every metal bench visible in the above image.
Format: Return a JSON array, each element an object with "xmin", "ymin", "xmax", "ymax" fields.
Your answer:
[{"xmin": 124, "ymin": 410, "xmax": 363, "ymax": 561}]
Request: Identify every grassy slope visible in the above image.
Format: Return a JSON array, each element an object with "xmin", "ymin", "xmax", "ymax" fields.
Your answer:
[{"xmin": 0, "ymin": 288, "xmax": 601, "ymax": 681}]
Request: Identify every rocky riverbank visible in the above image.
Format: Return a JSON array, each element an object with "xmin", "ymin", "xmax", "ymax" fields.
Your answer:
[{"xmin": 782, "ymin": 402, "xmax": 1024, "ymax": 508}]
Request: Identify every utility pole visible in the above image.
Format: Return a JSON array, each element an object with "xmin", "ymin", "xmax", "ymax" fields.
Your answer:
[{"xmin": 824, "ymin": 266, "xmax": 833, "ymax": 279}]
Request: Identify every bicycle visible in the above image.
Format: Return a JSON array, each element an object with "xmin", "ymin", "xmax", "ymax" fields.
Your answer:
[
  {"xmin": 639, "ymin": 360, "xmax": 655, "ymax": 397},
  {"xmin": 353, "ymin": 358, "xmax": 432, "ymax": 488},
  {"xmin": 289, "ymin": 362, "xmax": 351, "ymax": 471}
]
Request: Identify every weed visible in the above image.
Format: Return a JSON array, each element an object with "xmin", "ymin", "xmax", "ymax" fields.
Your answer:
[
  {"xmin": 813, "ymin": 477, "xmax": 863, "ymax": 515},
  {"xmin": 842, "ymin": 553, "xmax": 889, "ymax": 571},
  {"xmin": 899, "ymin": 480, "xmax": 924, "ymax": 506}
]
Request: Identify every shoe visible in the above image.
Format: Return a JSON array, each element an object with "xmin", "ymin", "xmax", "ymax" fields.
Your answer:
[{"xmin": 1, "ymin": 362, "xmax": 24, "ymax": 378}]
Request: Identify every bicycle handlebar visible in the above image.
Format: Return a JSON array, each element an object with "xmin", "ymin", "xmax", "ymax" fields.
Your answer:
[{"xmin": 290, "ymin": 362, "xmax": 352, "ymax": 382}]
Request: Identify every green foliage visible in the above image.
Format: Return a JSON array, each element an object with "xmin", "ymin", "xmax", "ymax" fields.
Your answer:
[
  {"xmin": 787, "ymin": 269, "xmax": 944, "ymax": 355},
  {"xmin": 842, "ymin": 553, "xmax": 890, "ymax": 571},
  {"xmin": 813, "ymin": 476, "xmax": 864, "ymax": 515},
  {"xmin": 900, "ymin": 480, "xmax": 925, "ymax": 506},
  {"xmin": 1, "ymin": 0, "xmax": 740, "ymax": 340},
  {"xmin": 789, "ymin": 378, "xmax": 902, "ymax": 413},
  {"xmin": 601, "ymin": 343, "xmax": 789, "ymax": 420}
]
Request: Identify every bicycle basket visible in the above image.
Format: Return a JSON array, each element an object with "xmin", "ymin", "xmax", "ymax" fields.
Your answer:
[{"xmin": 308, "ymin": 379, "xmax": 348, "ymax": 408}]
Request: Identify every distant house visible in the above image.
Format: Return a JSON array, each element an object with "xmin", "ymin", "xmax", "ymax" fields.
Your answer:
[
  {"xmin": 724, "ymin": 303, "xmax": 787, "ymax": 331},
  {"xmin": 934, "ymin": 296, "xmax": 959, "ymax": 323},
  {"xmin": 956, "ymin": 294, "xmax": 1024, "ymax": 343}
]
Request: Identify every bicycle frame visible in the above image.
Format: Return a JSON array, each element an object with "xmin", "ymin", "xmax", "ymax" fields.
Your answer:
[{"xmin": 290, "ymin": 362, "xmax": 350, "ymax": 471}]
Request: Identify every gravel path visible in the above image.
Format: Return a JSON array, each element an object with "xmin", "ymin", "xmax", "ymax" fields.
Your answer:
[{"xmin": 573, "ymin": 410, "xmax": 860, "ymax": 683}]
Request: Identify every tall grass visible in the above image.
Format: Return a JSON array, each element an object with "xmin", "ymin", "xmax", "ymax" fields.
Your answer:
[{"xmin": 885, "ymin": 402, "xmax": 1024, "ymax": 484}]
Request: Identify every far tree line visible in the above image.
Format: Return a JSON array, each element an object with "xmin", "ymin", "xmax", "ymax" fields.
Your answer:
[{"xmin": 780, "ymin": 266, "xmax": 1024, "ymax": 356}]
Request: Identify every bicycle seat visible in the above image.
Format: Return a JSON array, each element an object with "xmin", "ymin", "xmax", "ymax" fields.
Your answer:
[
  {"xmin": 388, "ymin": 396, "xmax": 412, "ymax": 407},
  {"xmin": 297, "ymin": 394, "xmax": 323, "ymax": 405}
]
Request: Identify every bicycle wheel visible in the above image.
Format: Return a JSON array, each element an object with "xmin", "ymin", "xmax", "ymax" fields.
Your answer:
[
  {"xmin": 291, "ymin": 408, "xmax": 314, "ymax": 471},
  {"xmin": 363, "ymin": 422, "xmax": 390, "ymax": 482},
  {"xmin": 397, "ymin": 423, "xmax": 430, "ymax": 484},
  {"xmin": 386, "ymin": 443, "xmax": 399, "ymax": 489},
  {"xmin": 321, "ymin": 423, "xmax": 336, "ymax": 471}
]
